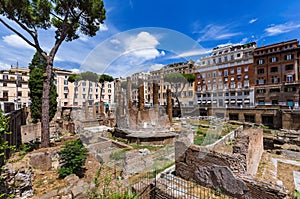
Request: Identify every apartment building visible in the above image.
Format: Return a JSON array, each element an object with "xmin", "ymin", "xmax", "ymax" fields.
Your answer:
[
  {"xmin": 148, "ymin": 61, "xmax": 196, "ymax": 106},
  {"xmin": 0, "ymin": 66, "xmax": 30, "ymax": 108},
  {"xmin": 53, "ymin": 69, "xmax": 74, "ymax": 107},
  {"xmin": 73, "ymin": 80, "xmax": 115, "ymax": 107},
  {"xmin": 194, "ymin": 42, "xmax": 256, "ymax": 108},
  {"xmin": 253, "ymin": 39, "xmax": 300, "ymax": 108},
  {"xmin": 131, "ymin": 72, "xmax": 150, "ymax": 105}
]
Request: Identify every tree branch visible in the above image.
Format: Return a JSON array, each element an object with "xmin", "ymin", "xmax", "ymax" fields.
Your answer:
[{"xmin": 0, "ymin": 17, "xmax": 37, "ymax": 49}]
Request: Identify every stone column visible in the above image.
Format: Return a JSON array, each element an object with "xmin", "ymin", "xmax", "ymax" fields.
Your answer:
[
  {"xmin": 84, "ymin": 101, "xmax": 88, "ymax": 120},
  {"xmin": 93, "ymin": 103, "xmax": 97, "ymax": 118},
  {"xmin": 138, "ymin": 78, "xmax": 144, "ymax": 111},
  {"xmin": 153, "ymin": 80, "xmax": 159, "ymax": 109},
  {"xmin": 166, "ymin": 88, "xmax": 172, "ymax": 122},
  {"xmin": 126, "ymin": 77, "xmax": 132, "ymax": 110}
]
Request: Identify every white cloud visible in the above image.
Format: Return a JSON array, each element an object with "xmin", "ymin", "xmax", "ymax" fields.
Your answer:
[
  {"xmin": 100, "ymin": 24, "xmax": 108, "ymax": 31},
  {"xmin": 70, "ymin": 68, "xmax": 81, "ymax": 74},
  {"xmin": 149, "ymin": 64, "xmax": 164, "ymax": 71},
  {"xmin": 172, "ymin": 49, "xmax": 211, "ymax": 59},
  {"xmin": 124, "ymin": 31, "xmax": 164, "ymax": 60},
  {"xmin": 265, "ymin": 22, "xmax": 300, "ymax": 36},
  {"xmin": 215, "ymin": 32, "xmax": 241, "ymax": 39},
  {"xmin": 0, "ymin": 61, "xmax": 12, "ymax": 70},
  {"xmin": 249, "ymin": 18, "xmax": 258, "ymax": 24},
  {"xmin": 196, "ymin": 24, "xmax": 241, "ymax": 41},
  {"xmin": 2, "ymin": 34, "xmax": 34, "ymax": 50},
  {"xmin": 110, "ymin": 39, "xmax": 120, "ymax": 44}
]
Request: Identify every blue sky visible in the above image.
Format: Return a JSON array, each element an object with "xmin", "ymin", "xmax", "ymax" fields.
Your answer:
[{"xmin": 1, "ymin": 0, "xmax": 300, "ymax": 77}]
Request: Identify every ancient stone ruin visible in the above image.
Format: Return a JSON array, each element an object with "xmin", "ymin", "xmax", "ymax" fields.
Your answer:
[{"xmin": 175, "ymin": 129, "xmax": 287, "ymax": 199}]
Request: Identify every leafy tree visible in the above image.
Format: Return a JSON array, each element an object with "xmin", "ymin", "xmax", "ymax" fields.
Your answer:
[
  {"xmin": 28, "ymin": 52, "xmax": 57, "ymax": 123},
  {"xmin": 164, "ymin": 72, "xmax": 196, "ymax": 112},
  {"xmin": 0, "ymin": 110, "xmax": 14, "ymax": 198},
  {"xmin": 0, "ymin": 0, "xmax": 106, "ymax": 147},
  {"xmin": 58, "ymin": 139, "xmax": 87, "ymax": 178},
  {"xmin": 98, "ymin": 74, "xmax": 114, "ymax": 109}
]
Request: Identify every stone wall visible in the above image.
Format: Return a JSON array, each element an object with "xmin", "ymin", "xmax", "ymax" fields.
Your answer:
[
  {"xmin": 282, "ymin": 111, "xmax": 300, "ymax": 130},
  {"xmin": 21, "ymin": 123, "xmax": 41, "ymax": 143},
  {"xmin": 175, "ymin": 136, "xmax": 286, "ymax": 199},
  {"xmin": 233, "ymin": 129, "xmax": 263, "ymax": 176}
]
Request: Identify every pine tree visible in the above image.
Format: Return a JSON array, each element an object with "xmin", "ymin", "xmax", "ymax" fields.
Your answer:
[{"xmin": 28, "ymin": 52, "xmax": 57, "ymax": 123}]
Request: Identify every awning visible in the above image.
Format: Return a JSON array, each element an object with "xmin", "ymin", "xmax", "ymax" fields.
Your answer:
[
  {"xmin": 225, "ymin": 100, "xmax": 229, "ymax": 104},
  {"xmin": 202, "ymin": 101, "xmax": 206, "ymax": 104},
  {"xmin": 207, "ymin": 100, "xmax": 211, "ymax": 104},
  {"xmin": 237, "ymin": 99, "xmax": 243, "ymax": 103},
  {"xmin": 244, "ymin": 99, "xmax": 250, "ymax": 103},
  {"xmin": 230, "ymin": 100, "xmax": 236, "ymax": 104}
]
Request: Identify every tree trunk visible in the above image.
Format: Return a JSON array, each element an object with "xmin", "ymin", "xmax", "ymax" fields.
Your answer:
[{"xmin": 41, "ymin": 58, "xmax": 53, "ymax": 148}]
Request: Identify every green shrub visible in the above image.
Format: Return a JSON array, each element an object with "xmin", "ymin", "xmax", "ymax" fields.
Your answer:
[{"xmin": 58, "ymin": 139, "xmax": 88, "ymax": 178}]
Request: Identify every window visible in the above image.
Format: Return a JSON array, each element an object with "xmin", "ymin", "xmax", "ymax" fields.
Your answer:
[
  {"xmin": 189, "ymin": 82, "xmax": 193, "ymax": 87},
  {"xmin": 3, "ymin": 74, "xmax": 8, "ymax": 80},
  {"xmin": 237, "ymin": 82, "xmax": 242, "ymax": 89},
  {"xmin": 285, "ymin": 87, "xmax": 296, "ymax": 92},
  {"xmin": 18, "ymin": 91, "xmax": 22, "ymax": 97},
  {"xmin": 188, "ymin": 91, "xmax": 193, "ymax": 97},
  {"xmin": 244, "ymin": 75, "xmax": 249, "ymax": 79},
  {"xmin": 64, "ymin": 86, "xmax": 68, "ymax": 91},
  {"xmin": 257, "ymin": 78, "xmax": 265, "ymax": 85},
  {"xmin": 285, "ymin": 54, "xmax": 294, "ymax": 60},
  {"xmin": 224, "ymin": 70, "xmax": 228, "ymax": 77},
  {"xmin": 82, "ymin": 94, "xmax": 86, "ymax": 99},
  {"xmin": 237, "ymin": 75, "xmax": 241, "ymax": 81},
  {"xmin": 74, "ymin": 94, "xmax": 78, "ymax": 99},
  {"xmin": 272, "ymin": 100, "xmax": 278, "ymax": 105},
  {"xmin": 212, "ymin": 72, "xmax": 216, "ymax": 77},
  {"xmin": 224, "ymin": 77, "xmax": 228, "ymax": 82},
  {"xmin": 218, "ymin": 83, "xmax": 223, "ymax": 89},
  {"xmin": 224, "ymin": 84, "xmax": 228, "ymax": 89},
  {"xmin": 270, "ymin": 67, "xmax": 278, "ymax": 73},
  {"xmin": 231, "ymin": 55, "xmax": 234, "ymax": 60},
  {"xmin": 207, "ymin": 73, "xmax": 211, "ymax": 78},
  {"xmin": 213, "ymin": 59, "xmax": 216, "ymax": 63},
  {"xmin": 270, "ymin": 57, "xmax": 277, "ymax": 63},
  {"xmin": 244, "ymin": 80, "xmax": 249, "ymax": 88},
  {"xmin": 230, "ymin": 92, "xmax": 235, "ymax": 96},
  {"xmin": 64, "ymin": 80, "xmax": 68, "ymax": 85},
  {"xmin": 259, "ymin": 100, "xmax": 265, "ymax": 105},
  {"xmin": 218, "ymin": 71, "xmax": 222, "ymax": 76},
  {"xmin": 244, "ymin": 91, "xmax": 249, "ymax": 95},
  {"xmin": 64, "ymin": 93, "xmax": 68, "ymax": 98},
  {"xmin": 83, "ymin": 88, "xmax": 86, "ymax": 92},
  {"xmin": 197, "ymin": 74, "xmax": 201, "ymax": 79},
  {"xmin": 231, "ymin": 77, "xmax": 235, "ymax": 81},
  {"xmin": 3, "ymin": 82, "xmax": 7, "ymax": 87},
  {"xmin": 65, "ymin": 75, "xmax": 68, "ymax": 79},
  {"xmin": 218, "ymin": 57, "xmax": 222, "ymax": 63},
  {"xmin": 207, "ymin": 84, "xmax": 211, "ymax": 90},
  {"xmin": 213, "ymin": 84, "xmax": 217, "ymax": 90},
  {"xmin": 237, "ymin": 91, "xmax": 243, "ymax": 96},
  {"xmin": 270, "ymin": 88, "xmax": 280, "ymax": 93},
  {"xmin": 237, "ymin": 53, "xmax": 241, "ymax": 57},
  {"xmin": 225, "ymin": 92, "xmax": 229, "ymax": 96},
  {"xmin": 108, "ymin": 84, "xmax": 111, "ymax": 88},
  {"xmin": 108, "ymin": 89, "xmax": 111, "ymax": 93},
  {"xmin": 237, "ymin": 67, "xmax": 241, "ymax": 75},
  {"xmin": 285, "ymin": 64, "xmax": 293, "ymax": 71},
  {"xmin": 224, "ymin": 56, "xmax": 228, "ymax": 62},
  {"xmin": 96, "ymin": 88, "xmax": 98, "ymax": 92},
  {"xmin": 257, "ymin": 68, "xmax": 264, "ymax": 74},
  {"xmin": 82, "ymin": 81, "xmax": 86, "ymax": 86},
  {"xmin": 202, "ymin": 73, "xmax": 206, "ymax": 78},
  {"xmin": 257, "ymin": 59, "xmax": 264, "ymax": 65},
  {"xmin": 257, "ymin": 89, "xmax": 266, "ymax": 94},
  {"xmin": 89, "ymin": 94, "xmax": 92, "ymax": 99},
  {"xmin": 286, "ymin": 74, "xmax": 293, "ymax": 82},
  {"xmin": 271, "ymin": 76, "xmax": 280, "ymax": 83},
  {"xmin": 230, "ymin": 69, "xmax": 234, "ymax": 74},
  {"xmin": 230, "ymin": 82, "xmax": 235, "ymax": 89},
  {"xmin": 244, "ymin": 66, "xmax": 248, "ymax": 72}
]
